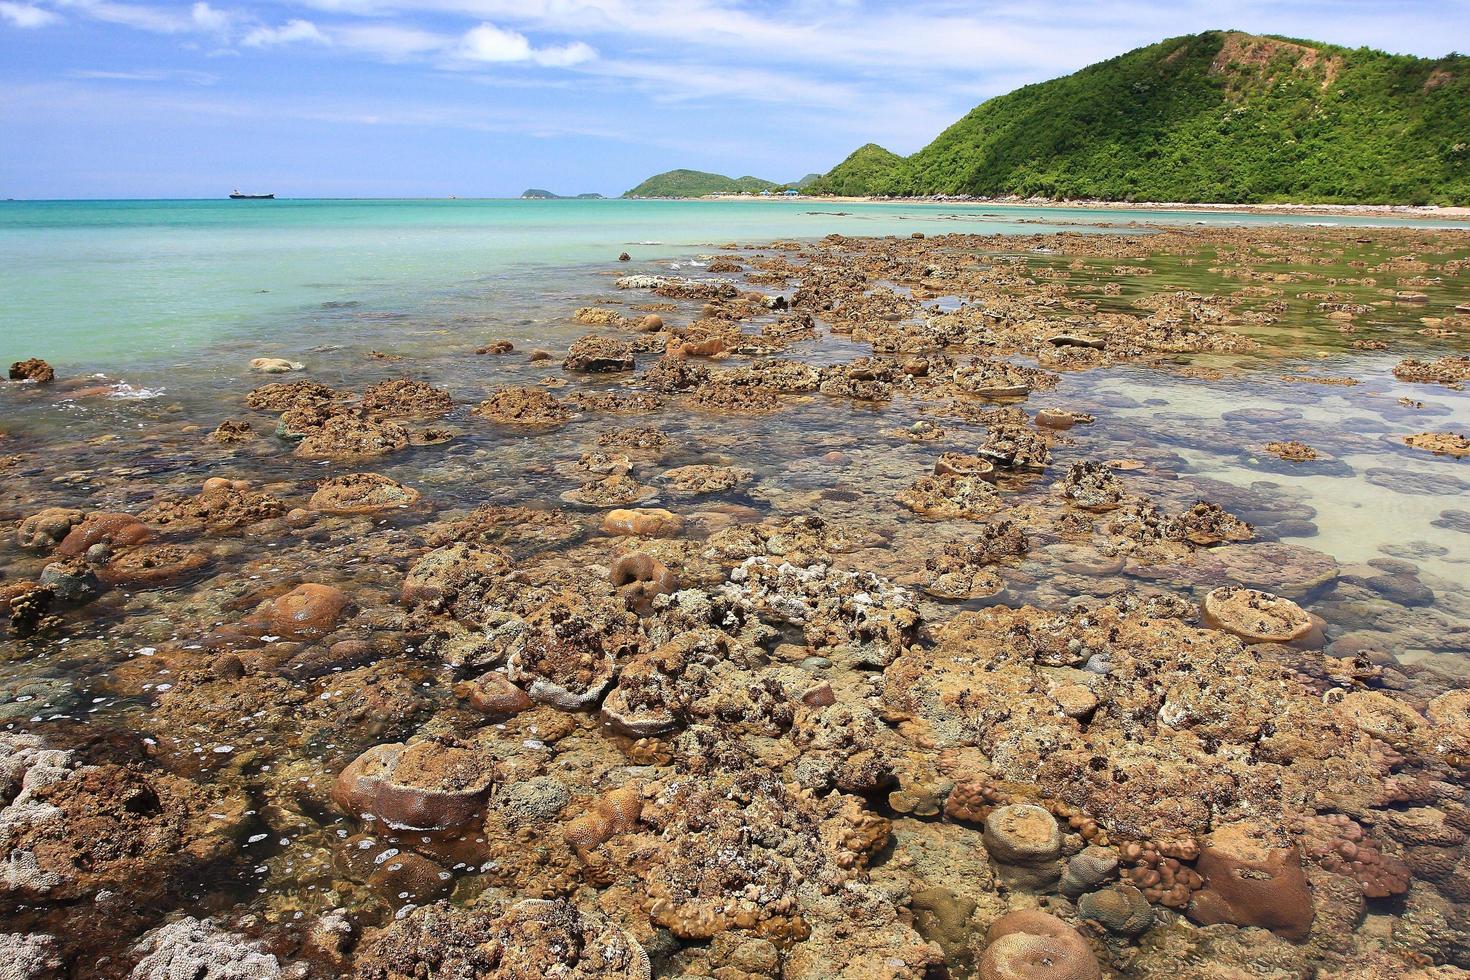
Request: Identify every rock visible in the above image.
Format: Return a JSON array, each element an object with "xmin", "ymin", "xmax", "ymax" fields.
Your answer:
[
  {"xmin": 475, "ymin": 339, "xmax": 514, "ymax": 355},
  {"xmin": 1403, "ymin": 431, "xmax": 1470, "ymax": 457},
  {"xmin": 910, "ymin": 886, "xmax": 976, "ymax": 959},
  {"xmin": 1078, "ymin": 884, "xmax": 1155, "ymax": 936},
  {"xmin": 1035, "ymin": 408, "xmax": 1093, "ymax": 430},
  {"xmin": 56, "ymin": 512, "xmax": 150, "ymax": 557},
  {"xmin": 308, "ymin": 473, "xmax": 420, "ymax": 514},
  {"xmin": 494, "ymin": 775, "xmax": 571, "ymax": 826},
  {"xmin": 248, "ymin": 357, "xmax": 303, "ymax": 374},
  {"xmin": 561, "ymin": 475, "xmax": 655, "ymax": 508},
  {"xmin": 1263, "ymin": 440, "xmax": 1318, "ymax": 462},
  {"xmin": 15, "ymin": 508, "xmax": 84, "ymax": 552},
  {"xmin": 8, "ymin": 358, "xmax": 55, "ymax": 383},
  {"xmin": 563, "ymin": 334, "xmax": 635, "ymax": 373},
  {"xmin": 898, "ymin": 473, "xmax": 1004, "ymax": 520},
  {"xmin": 1364, "ymin": 573, "xmax": 1434, "ymax": 607},
  {"xmin": 602, "ymin": 508, "xmax": 683, "ymax": 537},
  {"xmin": 39, "ymin": 559, "xmax": 99, "ymax": 604},
  {"xmin": 248, "ymin": 584, "xmax": 352, "ymax": 638},
  {"xmin": 294, "ymin": 414, "xmax": 410, "ymax": 459},
  {"xmin": 1206, "ymin": 542, "xmax": 1338, "ymax": 598},
  {"xmin": 1046, "ymin": 333, "xmax": 1105, "ymax": 349},
  {"xmin": 366, "ymin": 851, "xmax": 453, "ymax": 905},
  {"xmin": 618, "ymin": 251, "xmax": 631, "ymax": 261},
  {"xmin": 1189, "ymin": 820, "xmax": 1315, "ymax": 941},
  {"xmin": 474, "ymin": 386, "xmax": 575, "ymax": 425},
  {"xmin": 332, "ymin": 741, "xmax": 494, "ymax": 830},
  {"xmin": 400, "ymin": 542, "xmax": 513, "ymax": 618},
  {"xmin": 455, "ymin": 671, "xmax": 533, "ymax": 716},
  {"xmin": 564, "ymin": 784, "xmax": 643, "ymax": 853},
  {"xmin": 1365, "ymin": 466, "xmax": 1470, "ymax": 496},
  {"xmin": 616, "ymin": 274, "xmax": 666, "ymax": 289},
  {"xmin": 354, "ymin": 899, "xmax": 650, "ymax": 980},
  {"xmin": 95, "ymin": 544, "xmax": 211, "ymax": 588},
  {"xmin": 209, "ymin": 419, "xmax": 255, "ymax": 443},
  {"xmin": 658, "ymin": 464, "xmax": 754, "ymax": 494},
  {"xmin": 1202, "ymin": 587, "xmax": 1313, "ymax": 644},
  {"xmin": 361, "ymin": 379, "xmax": 453, "ymax": 418},
  {"xmin": 637, "ymin": 314, "xmax": 664, "ymax": 332},
  {"xmin": 979, "ymin": 910, "xmax": 1101, "ymax": 980},
  {"xmin": 129, "ymin": 917, "xmax": 289, "ymax": 980},
  {"xmin": 505, "ymin": 593, "xmax": 638, "ymax": 710},
  {"xmin": 1060, "ymin": 845, "xmax": 1119, "ymax": 897},
  {"xmin": 610, "ymin": 552, "xmax": 678, "ymax": 612},
  {"xmin": 984, "ymin": 803, "xmax": 1063, "ymax": 865},
  {"xmin": 0, "ymin": 932, "xmax": 63, "ymax": 979}
]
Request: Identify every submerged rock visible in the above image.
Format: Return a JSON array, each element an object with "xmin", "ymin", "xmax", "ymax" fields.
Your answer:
[
  {"xmin": 130, "ymin": 917, "xmax": 292, "ymax": 980},
  {"xmin": 333, "ymin": 740, "xmax": 495, "ymax": 830},
  {"xmin": 1188, "ymin": 821, "xmax": 1315, "ymax": 941},
  {"xmin": 308, "ymin": 473, "xmax": 420, "ymax": 514}
]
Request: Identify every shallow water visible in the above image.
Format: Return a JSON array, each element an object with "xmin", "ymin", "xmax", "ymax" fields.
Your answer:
[
  {"xmin": 4, "ymin": 197, "xmax": 1465, "ymax": 366},
  {"xmin": 2, "ymin": 206, "xmax": 1470, "ymax": 978}
]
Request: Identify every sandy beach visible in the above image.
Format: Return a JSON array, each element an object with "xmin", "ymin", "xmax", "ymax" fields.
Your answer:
[{"xmin": 698, "ymin": 192, "xmax": 1470, "ymax": 220}]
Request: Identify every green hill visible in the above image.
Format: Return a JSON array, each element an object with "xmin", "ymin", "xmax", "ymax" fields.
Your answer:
[
  {"xmin": 521, "ymin": 189, "xmax": 605, "ymax": 199},
  {"xmin": 807, "ymin": 144, "xmax": 904, "ymax": 196},
  {"xmin": 622, "ymin": 169, "xmax": 778, "ymax": 198},
  {"xmin": 813, "ymin": 31, "xmax": 1470, "ymax": 205}
]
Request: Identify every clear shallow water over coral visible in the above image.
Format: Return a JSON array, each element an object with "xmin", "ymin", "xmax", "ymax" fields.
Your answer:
[
  {"xmin": 3, "ymin": 197, "xmax": 1465, "ymax": 366},
  {"xmin": 1, "ymin": 209, "xmax": 1470, "ymax": 978}
]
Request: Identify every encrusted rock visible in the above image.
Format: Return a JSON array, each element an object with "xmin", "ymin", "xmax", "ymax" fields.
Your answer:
[
  {"xmin": 9, "ymin": 358, "xmax": 55, "ymax": 383},
  {"xmin": 309, "ymin": 473, "xmax": 420, "ymax": 513},
  {"xmin": 333, "ymin": 740, "xmax": 494, "ymax": 829},
  {"xmin": 1202, "ymin": 586, "xmax": 1313, "ymax": 643},
  {"xmin": 1188, "ymin": 820, "xmax": 1315, "ymax": 941},
  {"xmin": 563, "ymin": 334, "xmax": 636, "ymax": 373}
]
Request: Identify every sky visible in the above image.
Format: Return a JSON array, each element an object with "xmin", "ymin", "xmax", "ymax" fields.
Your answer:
[{"xmin": 2, "ymin": 0, "xmax": 1468, "ymax": 199}]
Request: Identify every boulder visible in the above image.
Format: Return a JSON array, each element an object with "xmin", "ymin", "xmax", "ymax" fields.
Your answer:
[
  {"xmin": 332, "ymin": 741, "xmax": 494, "ymax": 829},
  {"xmin": 8, "ymin": 358, "xmax": 54, "ymax": 383},
  {"xmin": 248, "ymin": 357, "xmax": 304, "ymax": 373},
  {"xmin": 1188, "ymin": 820, "xmax": 1315, "ymax": 940},
  {"xmin": 563, "ymin": 335, "xmax": 635, "ymax": 373}
]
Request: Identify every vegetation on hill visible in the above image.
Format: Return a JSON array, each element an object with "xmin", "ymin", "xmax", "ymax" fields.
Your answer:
[
  {"xmin": 812, "ymin": 31, "xmax": 1470, "ymax": 204},
  {"xmin": 520, "ymin": 189, "xmax": 605, "ymax": 199},
  {"xmin": 622, "ymin": 170, "xmax": 778, "ymax": 198},
  {"xmin": 806, "ymin": 144, "xmax": 904, "ymax": 196}
]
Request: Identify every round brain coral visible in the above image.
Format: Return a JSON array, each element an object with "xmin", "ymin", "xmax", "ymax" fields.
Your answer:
[{"xmin": 979, "ymin": 910, "xmax": 1101, "ymax": 980}]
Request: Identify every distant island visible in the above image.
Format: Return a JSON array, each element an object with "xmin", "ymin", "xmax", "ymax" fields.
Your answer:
[
  {"xmin": 520, "ymin": 189, "xmax": 606, "ymax": 200},
  {"xmin": 631, "ymin": 31, "xmax": 1470, "ymax": 206},
  {"xmin": 621, "ymin": 170, "xmax": 818, "ymax": 199}
]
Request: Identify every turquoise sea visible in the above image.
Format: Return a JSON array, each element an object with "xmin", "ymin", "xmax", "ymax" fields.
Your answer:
[{"xmin": 3, "ymin": 197, "xmax": 1465, "ymax": 369}]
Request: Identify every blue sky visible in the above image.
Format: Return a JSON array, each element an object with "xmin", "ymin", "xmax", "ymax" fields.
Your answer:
[{"xmin": 2, "ymin": 0, "xmax": 1467, "ymax": 198}]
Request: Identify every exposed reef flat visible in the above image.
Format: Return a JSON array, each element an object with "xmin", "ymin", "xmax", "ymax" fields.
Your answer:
[{"xmin": 1, "ymin": 221, "xmax": 1469, "ymax": 978}]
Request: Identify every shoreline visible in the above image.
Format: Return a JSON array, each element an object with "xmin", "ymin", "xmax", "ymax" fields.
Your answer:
[{"xmin": 693, "ymin": 192, "xmax": 1470, "ymax": 220}]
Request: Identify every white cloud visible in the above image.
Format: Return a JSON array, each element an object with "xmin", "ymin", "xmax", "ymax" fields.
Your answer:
[
  {"xmin": 49, "ymin": 0, "xmax": 193, "ymax": 33},
  {"xmin": 0, "ymin": 1, "xmax": 60, "ymax": 27},
  {"xmin": 243, "ymin": 17, "xmax": 329, "ymax": 45},
  {"xmin": 190, "ymin": 1, "xmax": 231, "ymax": 31},
  {"xmin": 69, "ymin": 67, "xmax": 219, "ymax": 83},
  {"xmin": 459, "ymin": 21, "xmax": 530, "ymax": 61},
  {"xmin": 532, "ymin": 40, "xmax": 594, "ymax": 67},
  {"xmin": 457, "ymin": 21, "xmax": 594, "ymax": 66},
  {"xmin": 332, "ymin": 22, "xmax": 445, "ymax": 58}
]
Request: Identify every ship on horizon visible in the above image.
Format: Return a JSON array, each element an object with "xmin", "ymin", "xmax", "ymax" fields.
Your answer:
[{"xmin": 228, "ymin": 189, "xmax": 275, "ymax": 199}]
